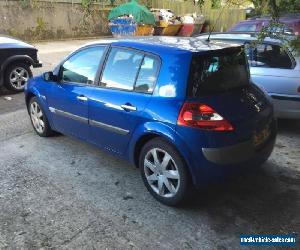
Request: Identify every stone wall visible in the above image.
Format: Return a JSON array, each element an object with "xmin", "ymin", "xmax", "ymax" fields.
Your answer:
[
  {"xmin": 0, "ymin": 0, "xmax": 245, "ymax": 41},
  {"xmin": 0, "ymin": 1, "xmax": 111, "ymax": 41}
]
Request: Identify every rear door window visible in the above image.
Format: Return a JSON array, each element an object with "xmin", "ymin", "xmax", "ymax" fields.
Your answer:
[
  {"xmin": 246, "ymin": 43, "xmax": 293, "ymax": 69},
  {"xmin": 188, "ymin": 49, "xmax": 249, "ymax": 97},
  {"xmin": 100, "ymin": 48, "xmax": 143, "ymax": 91},
  {"xmin": 134, "ymin": 56, "xmax": 159, "ymax": 93}
]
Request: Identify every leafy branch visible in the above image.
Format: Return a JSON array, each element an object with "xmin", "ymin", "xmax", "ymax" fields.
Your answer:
[
  {"xmin": 191, "ymin": 0, "xmax": 300, "ymax": 54},
  {"xmin": 81, "ymin": 0, "xmax": 98, "ymax": 12}
]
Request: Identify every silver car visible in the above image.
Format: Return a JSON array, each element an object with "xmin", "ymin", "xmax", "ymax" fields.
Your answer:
[{"xmin": 196, "ymin": 33, "xmax": 300, "ymax": 119}]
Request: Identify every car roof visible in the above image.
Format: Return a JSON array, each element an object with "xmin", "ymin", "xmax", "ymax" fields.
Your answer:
[
  {"xmin": 235, "ymin": 16, "xmax": 300, "ymax": 23},
  {"xmin": 0, "ymin": 36, "xmax": 35, "ymax": 49},
  {"xmin": 84, "ymin": 36, "xmax": 242, "ymax": 54},
  {"xmin": 196, "ymin": 32, "xmax": 288, "ymax": 46},
  {"xmin": 234, "ymin": 19, "xmax": 266, "ymax": 24}
]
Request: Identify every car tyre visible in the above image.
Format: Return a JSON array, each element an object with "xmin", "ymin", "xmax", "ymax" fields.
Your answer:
[
  {"xmin": 28, "ymin": 97, "xmax": 54, "ymax": 137},
  {"xmin": 139, "ymin": 138, "xmax": 193, "ymax": 206},
  {"xmin": 4, "ymin": 62, "xmax": 32, "ymax": 92}
]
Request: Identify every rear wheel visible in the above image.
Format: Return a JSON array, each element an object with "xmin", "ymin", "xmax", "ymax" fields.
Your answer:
[
  {"xmin": 29, "ymin": 97, "xmax": 54, "ymax": 137},
  {"xmin": 139, "ymin": 138, "xmax": 192, "ymax": 206},
  {"xmin": 4, "ymin": 62, "xmax": 32, "ymax": 92}
]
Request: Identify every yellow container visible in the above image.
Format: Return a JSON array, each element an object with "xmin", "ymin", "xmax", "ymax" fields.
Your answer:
[
  {"xmin": 136, "ymin": 25, "xmax": 154, "ymax": 36},
  {"xmin": 157, "ymin": 21, "xmax": 169, "ymax": 28},
  {"xmin": 160, "ymin": 24, "xmax": 183, "ymax": 36}
]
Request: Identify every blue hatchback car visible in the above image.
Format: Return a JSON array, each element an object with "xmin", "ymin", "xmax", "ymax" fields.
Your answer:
[{"xmin": 25, "ymin": 37, "xmax": 277, "ymax": 206}]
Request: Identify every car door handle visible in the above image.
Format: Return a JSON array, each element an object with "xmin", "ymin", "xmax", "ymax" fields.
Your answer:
[
  {"xmin": 120, "ymin": 104, "xmax": 137, "ymax": 112},
  {"xmin": 77, "ymin": 95, "xmax": 88, "ymax": 102}
]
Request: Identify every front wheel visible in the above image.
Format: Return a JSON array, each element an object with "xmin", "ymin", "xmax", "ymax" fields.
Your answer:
[
  {"xmin": 139, "ymin": 138, "xmax": 192, "ymax": 206},
  {"xmin": 4, "ymin": 62, "xmax": 32, "ymax": 92},
  {"xmin": 29, "ymin": 97, "xmax": 54, "ymax": 137}
]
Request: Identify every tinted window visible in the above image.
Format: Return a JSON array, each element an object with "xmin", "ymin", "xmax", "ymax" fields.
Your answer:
[
  {"xmin": 61, "ymin": 46, "xmax": 106, "ymax": 84},
  {"xmin": 246, "ymin": 43, "xmax": 292, "ymax": 69},
  {"xmin": 188, "ymin": 49, "xmax": 249, "ymax": 97},
  {"xmin": 101, "ymin": 48, "xmax": 143, "ymax": 90},
  {"xmin": 135, "ymin": 56, "xmax": 159, "ymax": 93},
  {"xmin": 232, "ymin": 23, "xmax": 257, "ymax": 32}
]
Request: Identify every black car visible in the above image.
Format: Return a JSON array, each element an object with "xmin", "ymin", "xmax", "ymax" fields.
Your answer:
[{"xmin": 0, "ymin": 36, "xmax": 42, "ymax": 92}]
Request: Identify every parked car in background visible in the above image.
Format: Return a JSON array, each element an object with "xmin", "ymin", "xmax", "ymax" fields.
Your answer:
[
  {"xmin": 0, "ymin": 36, "xmax": 42, "ymax": 92},
  {"xmin": 25, "ymin": 37, "xmax": 276, "ymax": 206},
  {"xmin": 228, "ymin": 16, "xmax": 300, "ymax": 35},
  {"xmin": 197, "ymin": 33, "xmax": 300, "ymax": 119}
]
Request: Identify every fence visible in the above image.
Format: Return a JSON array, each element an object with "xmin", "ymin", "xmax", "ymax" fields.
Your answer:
[
  {"xmin": 146, "ymin": 0, "xmax": 245, "ymax": 32},
  {"xmin": 13, "ymin": 0, "xmax": 246, "ymax": 31},
  {"xmin": 203, "ymin": 8, "xmax": 246, "ymax": 32}
]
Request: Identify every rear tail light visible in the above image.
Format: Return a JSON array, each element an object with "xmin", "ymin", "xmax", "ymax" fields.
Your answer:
[
  {"xmin": 177, "ymin": 102, "xmax": 234, "ymax": 131},
  {"xmin": 297, "ymin": 86, "xmax": 300, "ymax": 93}
]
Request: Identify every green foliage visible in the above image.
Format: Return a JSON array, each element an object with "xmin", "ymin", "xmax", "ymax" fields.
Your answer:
[
  {"xmin": 278, "ymin": 0, "xmax": 300, "ymax": 13},
  {"xmin": 81, "ymin": 0, "xmax": 97, "ymax": 9},
  {"xmin": 255, "ymin": 20, "xmax": 299, "ymax": 55},
  {"xmin": 191, "ymin": 0, "xmax": 300, "ymax": 54},
  {"xmin": 20, "ymin": 0, "xmax": 30, "ymax": 8},
  {"xmin": 194, "ymin": 0, "xmax": 205, "ymax": 10},
  {"xmin": 253, "ymin": 0, "xmax": 300, "ymax": 54},
  {"xmin": 290, "ymin": 36, "xmax": 300, "ymax": 54},
  {"xmin": 36, "ymin": 17, "xmax": 46, "ymax": 30},
  {"xmin": 251, "ymin": 0, "xmax": 300, "ymax": 16},
  {"xmin": 211, "ymin": 0, "xmax": 221, "ymax": 8}
]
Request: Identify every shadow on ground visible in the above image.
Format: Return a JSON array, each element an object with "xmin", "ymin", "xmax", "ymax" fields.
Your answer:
[
  {"xmin": 184, "ymin": 160, "xmax": 299, "ymax": 236},
  {"xmin": 277, "ymin": 119, "xmax": 300, "ymax": 134},
  {"xmin": 0, "ymin": 86, "xmax": 14, "ymax": 96}
]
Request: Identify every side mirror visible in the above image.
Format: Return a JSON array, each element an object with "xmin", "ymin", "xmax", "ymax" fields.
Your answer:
[{"xmin": 43, "ymin": 71, "xmax": 59, "ymax": 82}]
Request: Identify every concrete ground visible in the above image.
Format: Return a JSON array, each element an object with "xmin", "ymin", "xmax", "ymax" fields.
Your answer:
[{"xmin": 0, "ymin": 39, "xmax": 299, "ymax": 250}]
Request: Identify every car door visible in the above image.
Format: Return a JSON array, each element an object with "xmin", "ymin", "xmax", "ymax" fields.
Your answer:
[
  {"xmin": 88, "ymin": 47, "xmax": 160, "ymax": 155},
  {"xmin": 246, "ymin": 43, "xmax": 299, "ymax": 96},
  {"xmin": 46, "ymin": 46, "xmax": 107, "ymax": 140}
]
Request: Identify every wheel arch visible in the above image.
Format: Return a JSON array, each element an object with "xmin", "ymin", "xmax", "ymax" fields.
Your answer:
[
  {"xmin": 25, "ymin": 89, "xmax": 56, "ymax": 132},
  {"xmin": 25, "ymin": 92, "xmax": 36, "ymax": 111},
  {"xmin": 1, "ymin": 55, "xmax": 34, "ymax": 74},
  {"xmin": 129, "ymin": 123, "xmax": 198, "ymax": 185},
  {"xmin": 25, "ymin": 86, "xmax": 44, "ymax": 112},
  {"xmin": 133, "ymin": 132, "xmax": 160, "ymax": 168},
  {"xmin": 130, "ymin": 125, "xmax": 185, "ymax": 166},
  {"xmin": 1, "ymin": 56, "xmax": 34, "ymax": 87}
]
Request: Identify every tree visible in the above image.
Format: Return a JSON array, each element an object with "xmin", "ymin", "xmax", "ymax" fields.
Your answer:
[
  {"xmin": 251, "ymin": 0, "xmax": 300, "ymax": 17},
  {"xmin": 194, "ymin": 0, "xmax": 300, "ymax": 54},
  {"xmin": 251, "ymin": 0, "xmax": 300, "ymax": 54}
]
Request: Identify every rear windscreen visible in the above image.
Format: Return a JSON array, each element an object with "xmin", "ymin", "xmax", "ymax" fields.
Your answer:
[{"xmin": 188, "ymin": 48, "xmax": 249, "ymax": 97}]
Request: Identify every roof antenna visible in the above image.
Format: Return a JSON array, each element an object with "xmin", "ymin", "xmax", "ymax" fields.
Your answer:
[{"xmin": 207, "ymin": 25, "xmax": 213, "ymax": 42}]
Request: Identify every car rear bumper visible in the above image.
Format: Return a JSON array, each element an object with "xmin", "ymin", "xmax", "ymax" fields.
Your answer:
[
  {"xmin": 202, "ymin": 128, "xmax": 275, "ymax": 165},
  {"xmin": 271, "ymin": 94, "xmax": 300, "ymax": 119},
  {"xmin": 182, "ymin": 119, "xmax": 277, "ymax": 187},
  {"xmin": 202, "ymin": 138, "xmax": 273, "ymax": 165}
]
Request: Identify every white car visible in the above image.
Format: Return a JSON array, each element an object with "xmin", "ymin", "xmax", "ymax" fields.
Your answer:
[{"xmin": 196, "ymin": 33, "xmax": 300, "ymax": 119}]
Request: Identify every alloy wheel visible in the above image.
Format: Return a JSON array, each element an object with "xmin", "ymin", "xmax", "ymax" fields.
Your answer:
[
  {"xmin": 144, "ymin": 148, "xmax": 180, "ymax": 198},
  {"xmin": 9, "ymin": 67, "xmax": 29, "ymax": 90},
  {"xmin": 30, "ymin": 102, "xmax": 45, "ymax": 134}
]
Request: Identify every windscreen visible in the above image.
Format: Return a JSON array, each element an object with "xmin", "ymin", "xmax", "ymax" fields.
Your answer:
[{"xmin": 188, "ymin": 48, "xmax": 250, "ymax": 97}]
